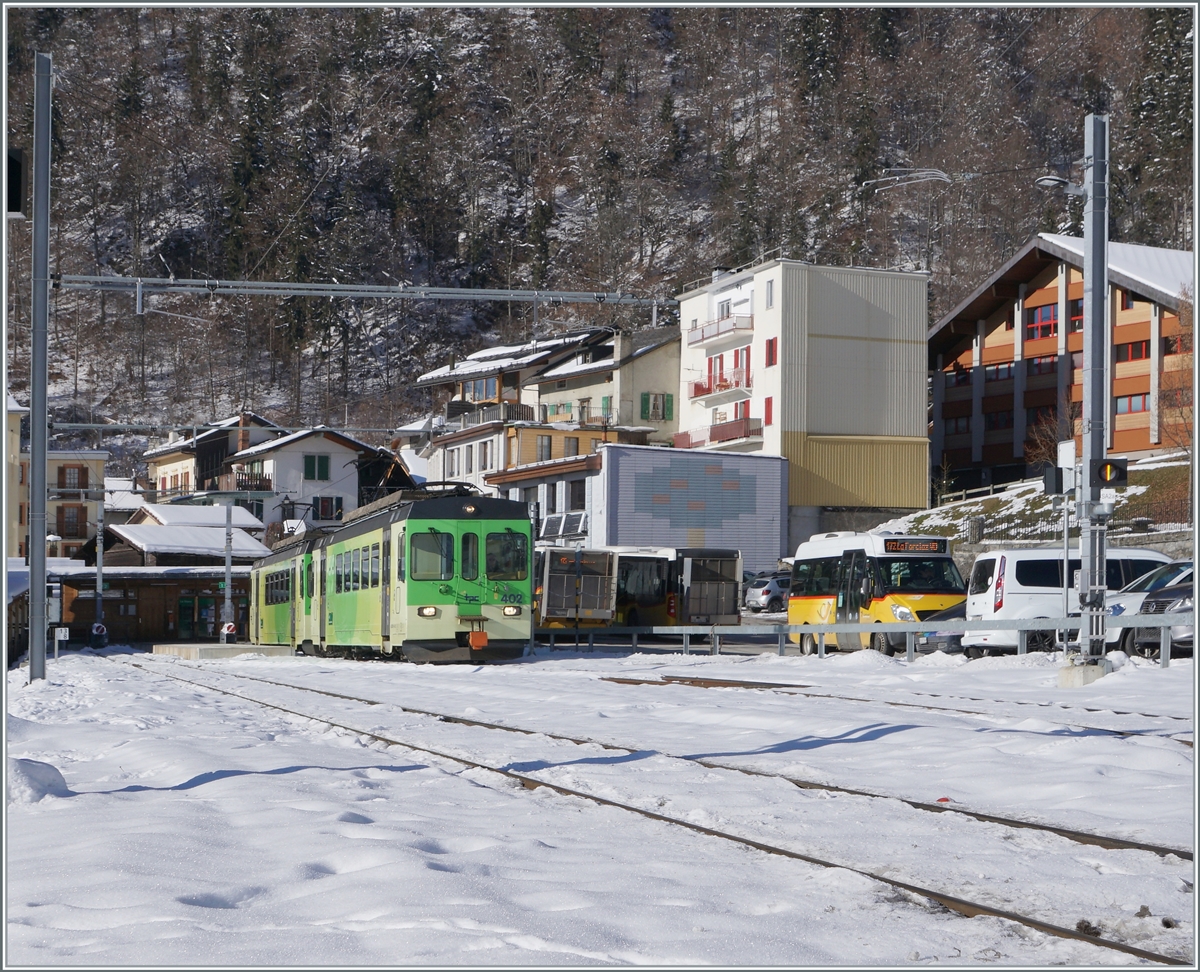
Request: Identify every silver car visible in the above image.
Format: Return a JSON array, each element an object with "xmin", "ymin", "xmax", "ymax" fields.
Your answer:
[{"xmin": 744, "ymin": 572, "xmax": 791, "ymax": 613}]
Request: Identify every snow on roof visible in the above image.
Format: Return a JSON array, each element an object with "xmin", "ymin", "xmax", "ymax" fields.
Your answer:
[
  {"xmin": 416, "ymin": 332, "xmax": 601, "ymax": 385},
  {"xmin": 133, "ymin": 504, "xmax": 264, "ymax": 530},
  {"xmin": 49, "ymin": 564, "xmax": 254, "ymax": 580},
  {"xmin": 7, "ymin": 563, "xmax": 29, "ymax": 603},
  {"xmin": 230, "ymin": 426, "xmax": 378, "ymax": 461},
  {"xmin": 533, "ymin": 332, "xmax": 678, "ymax": 383},
  {"xmin": 393, "ymin": 414, "xmax": 445, "ymax": 434},
  {"xmin": 8, "ymin": 394, "xmax": 29, "ymax": 413},
  {"xmin": 108, "ymin": 524, "xmax": 271, "ymax": 558},
  {"xmin": 105, "ymin": 478, "xmax": 148, "ymax": 512},
  {"xmin": 1038, "ymin": 233, "xmax": 1194, "ymax": 302},
  {"xmin": 143, "ymin": 413, "xmax": 282, "ymax": 459}
]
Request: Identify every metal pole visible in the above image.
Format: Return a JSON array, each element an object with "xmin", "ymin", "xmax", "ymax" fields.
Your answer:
[
  {"xmin": 905, "ymin": 630, "xmax": 915, "ymax": 662},
  {"xmin": 1160, "ymin": 625, "xmax": 1171, "ymax": 669},
  {"xmin": 1079, "ymin": 113, "xmax": 1109, "ymax": 662},
  {"xmin": 220, "ymin": 502, "xmax": 232, "ymax": 642},
  {"xmin": 94, "ymin": 487, "xmax": 103, "ymax": 629},
  {"xmin": 817, "ymin": 631, "xmax": 825, "ymax": 658},
  {"xmin": 27, "ymin": 53, "xmax": 52, "ymax": 682}
]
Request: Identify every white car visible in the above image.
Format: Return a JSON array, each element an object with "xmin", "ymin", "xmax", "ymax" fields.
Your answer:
[
  {"xmin": 1106, "ymin": 560, "xmax": 1193, "ymax": 651},
  {"xmin": 962, "ymin": 546, "xmax": 1170, "ymax": 653}
]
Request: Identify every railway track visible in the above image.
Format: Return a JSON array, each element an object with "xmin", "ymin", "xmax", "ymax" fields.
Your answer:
[
  {"xmin": 601, "ymin": 674, "xmax": 1196, "ymax": 748},
  {"xmin": 116, "ymin": 657, "xmax": 1191, "ymax": 966},
  {"xmin": 135, "ymin": 659, "xmax": 1193, "ymax": 860}
]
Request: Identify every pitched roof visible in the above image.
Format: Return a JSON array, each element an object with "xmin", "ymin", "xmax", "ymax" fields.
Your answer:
[
  {"xmin": 130, "ymin": 503, "xmax": 265, "ymax": 530},
  {"xmin": 105, "ymin": 477, "xmax": 148, "ymax": 512},
  {"xmin": 415, "ymin": 330, "xmax": 606, "ymax": 387},
  {"xmin": 108, "ymin": 524, "xmax": 271, "ymax": 558},
  {"xmin": 142, "ymin": 413, "xmax": 282, "ymax": 460},
  {"xmin": 229, "ymin": 426, "xmax": 379, "ymax": 461},
  {"xmin": 929, "ymin": 234, "xmax": 1195, "ymax": 364},
  {"xmin": 7, "ymin": 394, "xmax": 29, "ymax": 414},
  {"xmin": 531, "ymin": 330, "xmax": 679, "ymax": 383}
]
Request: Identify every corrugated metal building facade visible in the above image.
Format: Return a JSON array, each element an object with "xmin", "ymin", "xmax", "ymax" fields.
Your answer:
[
  {"xmin": 677, "ymin": 260, "xmax": 928, "ymax": 548},
  {"xmin": 592, "ymin": 445, "xmax": 788, "ymax": 573}
]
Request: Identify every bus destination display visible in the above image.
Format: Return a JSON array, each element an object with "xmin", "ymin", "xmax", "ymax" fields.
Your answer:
[{"xmin": 883, "ymin": 538, "xmax": 947, "ymax": 554}]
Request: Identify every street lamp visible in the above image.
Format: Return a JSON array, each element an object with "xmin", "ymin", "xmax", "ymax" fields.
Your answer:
[{"xmin": 1035, "ymin": 114, "xmax": 1110, "ymax": 667}]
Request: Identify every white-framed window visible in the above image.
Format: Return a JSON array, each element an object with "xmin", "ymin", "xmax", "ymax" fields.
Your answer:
[
  {"xmin": 649, "ymin": 394, "xmax": 666, "ymax": 421},
  {"xmin": 313, "ymin": 496, "xmax": 344, "ymax": 520},
  {"xmin": 718, "ymin": 299, "xmax": 731, "ymax": 319},
  {"xmin": 465, "ymin": 445, "xmax": 474, "ymax": 475},
  {"xmin": 480, "ymin": 440, "xmax": 491, "ymax": 470},
  {"xmin": 765, "ymin": 279, "xmax": 774, "ymax": 309},
  {"xmin": 446, "ymin": 449, "xmax": 458, "ymax": 477}
]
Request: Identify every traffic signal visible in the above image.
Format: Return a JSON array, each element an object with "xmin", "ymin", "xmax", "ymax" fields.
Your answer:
[
  {"xmin": 1093, "ymin": 457, "xmax": 1128, "ymax": 488},
  {"xmin": 1042, "ymin": 466, "xmax": 1063, "ymax": 495},
  {"xmin": 7, "ymin": 148, "xmax": 26, "ymax": 218}
]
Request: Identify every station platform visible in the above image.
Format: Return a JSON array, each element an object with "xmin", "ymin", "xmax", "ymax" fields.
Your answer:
[{"xmin": 151, "ymin": 642, "xmax": 296, "ymax": 661}]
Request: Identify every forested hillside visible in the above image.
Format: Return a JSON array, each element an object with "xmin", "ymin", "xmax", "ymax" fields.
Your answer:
[{"xmin": 5, "ymin": 7, "xmax": 1193, "ymax": 439}]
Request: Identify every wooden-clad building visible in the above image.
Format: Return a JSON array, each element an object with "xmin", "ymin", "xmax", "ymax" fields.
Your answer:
[{"xmin": 928, "ymin": 233, "xmax": 1193, "ymax": 489}]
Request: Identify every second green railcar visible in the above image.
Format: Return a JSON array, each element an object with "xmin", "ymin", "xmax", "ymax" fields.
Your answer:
[{"xmin": 251, "ymin": 490, "xmax": 532, "ymax": 662}]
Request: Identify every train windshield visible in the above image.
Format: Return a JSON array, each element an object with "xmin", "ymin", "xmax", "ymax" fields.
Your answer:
[
  {"xmin": 411, "ymin": 532, "xmax": 454, "ymax": 580},
  {"xmin": 486, "ymin": 533, "xmax": 528, "ymax": 580},
  {"xmin": 877, "ymin": 557, "xmax": 965, "ymax": 594}
]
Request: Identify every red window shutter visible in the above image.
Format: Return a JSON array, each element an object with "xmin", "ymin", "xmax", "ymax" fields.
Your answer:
[
  {"xmin": 765, "ymin": 397, "xmax": 773, "ymax": 426},
  {"xmin": 57, "ymin": 466, "xmax": 66, "ymax": 489},
  {"xmin": 79, "ymin": 467, "xmax": 88, "ymax": 490},
  {"xmin": 56, "ymin": 507, "xmax": 65, "ymax": 536}
]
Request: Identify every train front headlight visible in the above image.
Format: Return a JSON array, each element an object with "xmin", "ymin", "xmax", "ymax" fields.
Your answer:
[
  {"xmin": 417, "ymin": 606, "xmax": 437, "ymax": 618},
  {"xmin": 502, "ymin": 605, "xmax": 522, "ymax": 617}
]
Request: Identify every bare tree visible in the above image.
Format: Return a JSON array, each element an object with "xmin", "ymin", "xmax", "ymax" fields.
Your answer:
[{"xmin": 1023, "ymin": 400, "xmax": 1082, "ymax": 469}]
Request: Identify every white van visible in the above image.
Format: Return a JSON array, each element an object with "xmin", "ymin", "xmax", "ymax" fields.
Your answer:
[{"xmin": 962, "ymin": 547, "xmax": 1169, "ymax": 652}]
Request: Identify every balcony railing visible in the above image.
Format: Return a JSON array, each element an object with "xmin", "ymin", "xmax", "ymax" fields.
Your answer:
[
  {"xmin": 687, "ymin": 314, "xmax": 753, "ymax": 347},
  {"xmin": 690, "ymin": 367, "xmax": 752, "ymax": 400},
  {"xmin": 673, "ymin": 418, "xmax": 763, "ymax": 449},
  {"xmin": 217, "ymin": 472, "xmax": 273, "ymax": 492},
  {"xmin": 459, "ymin": 402, "xmax": 535, "ymax": 428}
]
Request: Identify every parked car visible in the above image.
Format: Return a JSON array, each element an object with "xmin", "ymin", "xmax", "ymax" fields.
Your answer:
[
  {"xmin": 1105, "ymin": 560, "xmax": 1193, "ymax": 652},
  {"xmin": 962, "ymin": 546, "xmax": 1170, "ymax": 653},
  {"xmin": 915, "ymin": 601, "xmax": 966, "ymax": 655},
  {"xmin": 1132, "ymin": 580, "xmax": 1194, "ymax": 658},
  {"xmin": 744, "ymin": 572, "xmax": 791, "ymax": 613}
]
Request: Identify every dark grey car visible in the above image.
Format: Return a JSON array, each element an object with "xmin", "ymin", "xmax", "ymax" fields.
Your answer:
[{"xmin": 1132, "ymin": 581, "xmax": 1194, "ymax": 657}]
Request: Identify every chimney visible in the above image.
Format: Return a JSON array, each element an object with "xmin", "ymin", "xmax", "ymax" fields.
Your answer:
[
  {"xmin": 237, "ymin": 413, "xmax": 250, "ymax": 453},
  {"xmin": 711, "ymin": 267, "xmax": 731, "ymax": 283}
]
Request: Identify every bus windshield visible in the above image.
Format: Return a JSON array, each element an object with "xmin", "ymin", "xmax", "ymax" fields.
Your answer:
[{"xmin": 877, "ymin": 557, "xmax": 965, "ymax": 594}]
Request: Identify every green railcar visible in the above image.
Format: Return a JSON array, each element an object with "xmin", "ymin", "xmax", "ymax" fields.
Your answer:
[{"xmin": 251, "ymin": 490, "xmax": 532, "ymax": 662}]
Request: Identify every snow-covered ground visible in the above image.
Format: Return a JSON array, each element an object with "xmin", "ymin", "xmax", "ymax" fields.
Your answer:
[{"xmin": 7, "ymin": 645, "xmax": 1194, "ymax": 966}]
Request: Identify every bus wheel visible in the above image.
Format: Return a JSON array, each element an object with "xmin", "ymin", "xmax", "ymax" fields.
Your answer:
[
  {"xmin": 800, "ymin": 633, "xmax": 817, "ymax": 655},
  {"xmin": 872, "ymin": 630, "xmax": 894, "ymax": 656}
]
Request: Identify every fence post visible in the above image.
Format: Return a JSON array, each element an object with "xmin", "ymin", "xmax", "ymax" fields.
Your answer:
[
  {"xmin": 549, "ymin": 631, "xmax": 555, "ymax": 650},
  {"xmin": 588, "ymin": 631, "xmax": 594, "ymax": 650},
  {"xmin": 778, "ymin": 631, "xmax": 785, "ymax": 656},
  {"xmin": 683, "ymin": 632, "xmax": 690, "ymax": 655},
  {"xmin": 711, "ymin": 632, "xmax": 720, "ymax": 656},
  {"xmin": 905, "ymin": 630, "xmax": 915, "ymax": 662},
  {"xmin": 631, "ymin": 630, "xmax": 637, "ymax": 651},
  {"xmin": 1161, "ymin": 625, "xmax": 1171, "ymax": 669},
  {"xmin": 1017, "ymin": 628, "xmax": 1027, "ymax": 655},
  {"xmin": 817, "ymin": 632, "xmax": 825, "ymax": 659}
]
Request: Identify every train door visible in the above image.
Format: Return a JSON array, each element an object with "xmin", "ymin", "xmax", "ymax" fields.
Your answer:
[
  {"xmin": 318, "ymin": 550, "xmax": 327, "ymax": 648},
  {"xmin": 456, "ymin": 523, "xmax": 485, "ymax": 613},
  {"xmin": 834, "ymin": 549, "xmax": 869, "ymax": 650},
  {"xmin": 250, "ymin": 572, "xmax": 259, "ymax": 643},
  {"xmin": 381, "ymin": 533, "xmax": 391, "ymax": 649},
  {"xmin": 289, "ymin": 560, "xmax": 297, "ymax": 645}
]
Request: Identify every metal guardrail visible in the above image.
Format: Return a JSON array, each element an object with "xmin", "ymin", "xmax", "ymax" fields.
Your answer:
[{"xmin": 532, "ymin": 613, "xmax": 1194, "ymax": 669}]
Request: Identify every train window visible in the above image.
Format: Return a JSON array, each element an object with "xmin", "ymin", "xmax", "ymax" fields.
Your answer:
[
  {"xmin": 335, "ymin": 553, "xmax": 343, "ymax": 593},
  {"xmin": 371, "ymin": 544, "xmax": 381, "ymax": 587},
  {"xmin": 362, "ymin": 546, "xmax": 371, "ymax": 588},
  {"xmin": 351, "ymin": 548, "xmax": 360, "ymax": 591},
  {"xmin": 461, "ymin": 533, "xmax": 479, "ymax": 581},
  {"xmin": 397, "ymin": 531, "xmax": 406, "ymax": 582},
  {"xmin": 486, "ymin": 532, "xmax": 528, "ymax": 580},
  {"xmin": 411, "ymin": 531, "xmax": 454, "ymax": 580},
  {"xmin": 308, "ymin": 561, "xmax": 315, "ymax": 599},
  {"xmin": 382, "ymin": 538, "xmax": 390, "ymax": 586},
  {"xmin": 320, "ymin": 555, "xmax": 326, "ymax": 595}
]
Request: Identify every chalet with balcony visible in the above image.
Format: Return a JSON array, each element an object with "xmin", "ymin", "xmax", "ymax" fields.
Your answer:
[
  {"xmin": 527, "ymin": 327, "xmax": 680, "ymax": 444},
  {"xmin": 14, "ymin": 448, "xmax": 109, "ymax": 560},
  {"xmin": 928, "ymin": 234, "xmax": 1194, "ymax": 489},
  {"xmin": 143, "ymin": 412, "xmax": 283, "ymax": 500},
  {"xmin": 676, "ymin": 257, "xmax": 930, "ymax": 546}
]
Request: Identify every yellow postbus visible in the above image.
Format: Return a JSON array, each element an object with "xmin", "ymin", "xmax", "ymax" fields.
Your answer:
[{"xmin": 787, "ymin": 532, "xmax": 966, "ymax": 654}]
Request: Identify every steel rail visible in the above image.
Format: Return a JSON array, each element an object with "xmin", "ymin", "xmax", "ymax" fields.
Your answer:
[
  {"xmin": 117, "ymin": 659, "xmax": 1190, "ymax": 966},
  {"xmin": 128, "ymin": 658, "xmax": 1193, "ymax": 861},
  {"xmin": 54, "ymin": 273, "xmax": 671, "ymax": 307}
]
